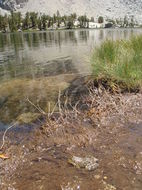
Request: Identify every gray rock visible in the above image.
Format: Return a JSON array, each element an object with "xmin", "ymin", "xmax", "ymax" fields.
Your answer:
[
  {"xmin": 68, "ymin": 155, "xmax": 99, "ymax": 171},
  {"xmin": 1, "ymin": 0, "xmax": 142, "ymax": 24}
]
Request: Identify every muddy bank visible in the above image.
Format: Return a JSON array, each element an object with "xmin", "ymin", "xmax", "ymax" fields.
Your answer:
[{"xmin": 0, "ymin": 77, "xmax": 142, "ymax": 190}]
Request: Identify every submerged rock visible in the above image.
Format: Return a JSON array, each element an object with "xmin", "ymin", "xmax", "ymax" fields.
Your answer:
[
  {"xmin": 61, "ymin": 181, "xmax": 81, "ymax": 190},
  {"xmin": 68, "ymin": 156, "xmax": 99, "ymax": 171},
  {"xmin": 102, "ymin": 180, "xmax": 116, "ymax": 190},
  {"xmin": 17, "ymin": 112, "xmax": 41, "ymax": 124}
]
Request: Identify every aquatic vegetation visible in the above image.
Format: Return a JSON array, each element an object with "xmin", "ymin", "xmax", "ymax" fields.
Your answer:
[
  {"xmin": 91, "ymin": 35, "xmax": 142, "ymax": 91},
  {"xmin": 0, "ymin": 75, "xmax": 74, "ymax": 123},
  {"xmin": 17, "ymin": 112, "xmax": 41, "ymax": 124}
]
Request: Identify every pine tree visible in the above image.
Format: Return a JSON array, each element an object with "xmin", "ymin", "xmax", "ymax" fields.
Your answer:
[
  {"xmin": 41, "ymin": 14, "xmax": 47, "ymax": 30},
  {"xmin": 9, "ymin": 11, "xmax": 17, "ymax": 32},
  {"xmin": 98, "ymin": 16, "xmax": 104, "ymax": 23},
  {"xmin": 30, "ymin": 12, "xmax": 38, "ymax": 29},
  {"xmin": 23, "ymin": 12, "xmax": 31, "ymax": 29}
]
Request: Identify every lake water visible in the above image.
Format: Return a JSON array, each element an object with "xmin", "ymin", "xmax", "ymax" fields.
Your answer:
[{"xmin": 0, "ymin": 28, "xmax": 142, "ymax": 125}]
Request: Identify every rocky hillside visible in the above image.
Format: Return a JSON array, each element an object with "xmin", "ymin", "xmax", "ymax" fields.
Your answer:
[{"xmin": 0, "ymin": 0, "xmax": 142, "ymax": 22}]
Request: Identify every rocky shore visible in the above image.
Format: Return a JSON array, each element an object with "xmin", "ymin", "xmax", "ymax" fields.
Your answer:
[{"xmin": 0, "ymin": 77, "xmax": 142, "ymax": 190}]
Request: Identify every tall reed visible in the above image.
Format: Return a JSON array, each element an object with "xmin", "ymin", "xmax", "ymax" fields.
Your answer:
[{"xmin": 91, "ymin": 35, "xmax": 142, "ymax": 91}]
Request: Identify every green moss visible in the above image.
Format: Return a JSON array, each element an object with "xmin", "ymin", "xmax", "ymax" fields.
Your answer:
[
  {"xmin": 17, "ymin": 112, "xmax": 41, "ymax": 124},
  {"xmin": 0, "ymin": 75, "xmax": 75, "ymax": 123}
]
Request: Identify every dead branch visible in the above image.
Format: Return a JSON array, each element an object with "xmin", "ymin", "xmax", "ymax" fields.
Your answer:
[
  {"xmin": 27, "ymin": 97, "xmax": 46, "ymax": 115},
  {"xmin": 0, "ymin": 122, "xmax": 18, "ymax": 151}
]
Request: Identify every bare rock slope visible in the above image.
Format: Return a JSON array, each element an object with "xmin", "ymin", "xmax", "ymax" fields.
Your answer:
[{"xmin": 0, "ymin": 0, "xmax": 142, "ymax": 22}]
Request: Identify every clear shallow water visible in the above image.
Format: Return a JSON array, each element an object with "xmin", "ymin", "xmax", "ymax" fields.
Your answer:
[
  {"xmin": 0, "ymin": 28, "xmax": 142, "ymax": 125},
  {"xmin": 1, "ymin": 28, "xmax": 142, "ymax": 81}
]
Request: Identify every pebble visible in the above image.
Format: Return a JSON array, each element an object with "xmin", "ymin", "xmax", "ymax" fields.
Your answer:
[{"xmin": 94, "ymin": 175, "xmax": 101, "ymax": 179}]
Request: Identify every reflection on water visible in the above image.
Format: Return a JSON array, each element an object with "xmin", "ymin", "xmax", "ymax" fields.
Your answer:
[
  {"xmin": 0, "ymin": 29, "xmax": 142, "ymax": 124},
  {"xmin": 1, "ymin": 29, "xmax": 142, "ymax": 81}
]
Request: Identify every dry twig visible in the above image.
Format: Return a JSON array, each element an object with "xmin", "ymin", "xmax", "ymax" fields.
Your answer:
[
  {"xmin": 27, "ymin": 97, "xmax": 46, "ymax": 115},
  {"xmin": 0, "ymin": 122, "xmax": 17, "ymax": 151}
]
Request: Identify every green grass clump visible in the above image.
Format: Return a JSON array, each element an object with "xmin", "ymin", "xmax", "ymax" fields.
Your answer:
[{"xmin": 91, "ymin": 35, "xmax": 142, "ymax": 92}]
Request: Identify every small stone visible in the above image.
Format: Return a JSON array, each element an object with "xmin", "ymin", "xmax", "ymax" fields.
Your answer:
[
  {"xmin": 94, "ymin": 175, "xmax": 101, "ymax": 179},
  {"xmin": 103, "ymin": 176, "xmax": 108, "ymax": 180}
]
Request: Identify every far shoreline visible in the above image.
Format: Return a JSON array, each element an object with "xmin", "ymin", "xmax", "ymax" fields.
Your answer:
[{"xmin": 0, "ymin": 27, "xmax": 142, "ymax": 35}]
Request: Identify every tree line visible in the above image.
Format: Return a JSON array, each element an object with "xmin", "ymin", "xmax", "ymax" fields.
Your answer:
[
  {"xmin": 0, "ymin": 11, "xmax": 105, "ymax": 32},
  {"xmin": 0, "ymin": 10, "xmax": 137, "ymax": 32},
  {"xmin": 106, "ymin": 15, "xmax": 137, "ymax": 28},
  {"xmin": 0, "ymin": 11, "xmax": 104, "ymax": 32}
]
